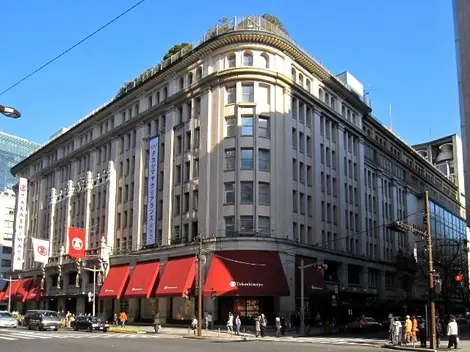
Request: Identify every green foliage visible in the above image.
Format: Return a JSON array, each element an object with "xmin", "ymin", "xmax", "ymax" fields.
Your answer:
[
  {"xmin": 163, "ymin": 42, "xmax": 192, "ymax": 61},
  {"xmin": 262, "ymin": 14, "xmax": 288, "ymax": 34}
]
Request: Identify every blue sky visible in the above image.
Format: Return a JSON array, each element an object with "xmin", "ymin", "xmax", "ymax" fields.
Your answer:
[{"xmin": 1, "ymin": 0, "xmax": 459, "ymax": 146}]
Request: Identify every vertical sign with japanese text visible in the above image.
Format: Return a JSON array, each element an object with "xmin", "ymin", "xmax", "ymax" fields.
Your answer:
[
  {"xmin": 13, "ymin": 177, "xmax": 28, "ymax": 271},
  {"xmin": 146, "ymin": 137, "xmax": 159, "ymax": 245}
]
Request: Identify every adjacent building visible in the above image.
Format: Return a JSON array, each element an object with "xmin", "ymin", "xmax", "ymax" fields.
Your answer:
[
  {"xmin": 7, "ymin": 16, "xmax": 467, "ymax": 322},
  {"xmin": 454, "ymin": 0, "xmax": 470, "ymax": 224}
]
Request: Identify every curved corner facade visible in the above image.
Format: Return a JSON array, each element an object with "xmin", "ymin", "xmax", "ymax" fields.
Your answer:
[{"xmin": 7, "ymin": 17, "xmax": 466, "ymax": 324}]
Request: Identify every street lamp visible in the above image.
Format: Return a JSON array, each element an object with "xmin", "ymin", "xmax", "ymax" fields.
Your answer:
[
  {"xmin": 0, "ymin": 274, "xmax": 20, "ymax": 312},
  {"xmin": 297, "ymin": 261, "xmax": 328, "ymax": 335},
  {"xmin": 81, "ymin": 261, "xmax": 108, "ymax": 316},
  {"xmin": 0, "ymin": 104, "xmax": 21, "ymax": 119}
]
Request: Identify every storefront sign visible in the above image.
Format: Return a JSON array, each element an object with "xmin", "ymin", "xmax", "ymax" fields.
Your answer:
[
  {"xmin": 146, "ymin": 137, "xmax": 159, "ymax": 245},
  {"xmin": 12, "ymin": 177, "xmax": 28, "ymax": 271},
  {"xmin": 229, "ymin": 281, "xmax": 264, "ymax": 288}
]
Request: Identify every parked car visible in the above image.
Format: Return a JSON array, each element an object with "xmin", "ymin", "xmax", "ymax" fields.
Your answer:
[
  {"xmin": 345, "ymin": 317, "xmax": 382, "ymax": 332},
  {"xmin": 0, "ymin": 311, "xmax": 17, "ymax": 328},
  {"xmin": 72, "ymin": 316, "xmax": 109, "ymax": 332},
  {"xmin": 25, "ymin": 310, "xmax": 60, "ymax": 331}
]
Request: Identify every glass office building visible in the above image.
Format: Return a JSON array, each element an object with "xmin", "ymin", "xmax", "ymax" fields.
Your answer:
[{"xmin": 0, "ymin": 132, "xmax": 39, "ymax": 190}]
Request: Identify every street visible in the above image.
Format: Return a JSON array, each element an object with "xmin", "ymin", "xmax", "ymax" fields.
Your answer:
[{"xmin": 0, "ymin": 328, "xmax": 373, "ymax": 352}]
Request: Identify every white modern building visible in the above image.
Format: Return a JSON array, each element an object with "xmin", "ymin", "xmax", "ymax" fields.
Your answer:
[
  {"xmin": 454, "ymin": 0, "xmax": 470, "ymax": 224},
  {"xmin": 7, "ymin": 16, "xmax": 466, "ymax": 323}
]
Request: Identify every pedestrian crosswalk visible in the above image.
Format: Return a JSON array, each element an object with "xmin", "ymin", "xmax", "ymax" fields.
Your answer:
[
  {"xmin": 280, "ymin": 336, "xmax": 388, "ymax": 346},
  {"xmin": 0, "ymin": 329, "xmax": 170, "ymax": 342}
]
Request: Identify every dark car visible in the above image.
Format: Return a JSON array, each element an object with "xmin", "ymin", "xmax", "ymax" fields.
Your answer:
[
  {"xmin": 26, "ymin": 310, "xmax": 60, "ymax": 331},
  {"xmin": 72, "ymin": 316, "xmax": 109, "ymax": 332}
]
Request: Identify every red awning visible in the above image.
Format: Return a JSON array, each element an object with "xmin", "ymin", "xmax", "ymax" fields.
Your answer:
[
  {"xmin": 203, "ymin": 251, "xmax": 290, "ymax": 297},
  {"xmin": 98, "ymin": 265, "xmax": 130, "ymax": 299},
  {"xmin": 16, "ymin": 278, "xmax": 33, "ymax": 302},
  {"xmin": 0, "ymin": 280, "xmax": 22, "ymax": 302},
  {"xmin": 26, "ymin": 278, "xmax": 43, "ymax": 301},
  {"xmin": 155, "ymin": 257, "xmax": 196, "ymax": 297},
  {"xmin": 0, "ymin": 291, "xmax": 4, "ymax": 301},
  {"xmin": 124, "ymin": 261, "xmax": 160, "ymax": 299}
]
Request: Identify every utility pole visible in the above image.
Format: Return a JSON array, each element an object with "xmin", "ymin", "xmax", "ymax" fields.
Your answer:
[
  {"xmin": 196, "ymin": 233, "xmax": 203, "ymax": 337},
  {"xmin": 387, "ymin": 191, "xmax": 436, "ymax": 349}
]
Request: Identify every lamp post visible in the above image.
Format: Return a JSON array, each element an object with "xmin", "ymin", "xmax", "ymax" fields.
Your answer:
[
  {"xmin": 0, "ymin": 274, "xmax": 20, "ymax": 312},
  {"xmin": 0, "ymin": 104, "xmax": 21, "ymax": 119},
  {"xmin": 298, "ymin": 261, "xmax": 328, "ymax": 335},
  {"xmin": 81, "ymin": 261, "xmax": 108, "ymax": 316}
]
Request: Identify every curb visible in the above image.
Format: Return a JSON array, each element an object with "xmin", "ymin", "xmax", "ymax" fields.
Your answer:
[
  {"xmin": 108, "ymin": 328, "xmax": 145, "ymax": 334},
  {"xmin": 381, "ymin": 344, "xmax": 436, "ymax": 352}
]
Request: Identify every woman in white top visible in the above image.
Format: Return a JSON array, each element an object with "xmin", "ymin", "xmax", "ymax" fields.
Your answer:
[
  {"xmin": 447, "ymin": 317, "xmax": 459, "ymax": 349},
  {"xmin": 227, "ymin": 312, "xmax": 234, "ymax": 333}
]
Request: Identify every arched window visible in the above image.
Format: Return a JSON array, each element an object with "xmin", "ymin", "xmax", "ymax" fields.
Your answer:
[
  {"xmin": 228, "ymin": 53, "xmax": 236, "ymax": 68},
  {"xmin": 341, "ymin": 104, "xmax": 346, "ymax": 117},
  {"xmin": 318, "ymin": 88, "xmax": 324, "ymax": 101},
  {"xmin": 188, "ymin": 72, "xmax": 193, "ymax": 85},
  {"xmin": 243, "ymin": 51, "xmax": 253, "ymax": 66},
  {"xmin": 163, "ymin": 86, "xmax": 168, "ymax": 100},
  {"xmin": 178, "ymin": 77, "xmax": 184, "ymax": 91},
  {"xmin": 306, "ymin": 79, "xmax": 311, "ymax": 92},
  {"xmin": 291, "ymin": 68, "xmax": 296, "ymax": 81},
  {"xmin": 260, "ymin": 53, "xmax": 269, "ymax": 69},
  {"xmin": 298, "ymin": 73, "xmax": 304, "ymax": 87},
  {"xmin": 196, "ymin": 67, "xmax": 203, "ymax": 80}
]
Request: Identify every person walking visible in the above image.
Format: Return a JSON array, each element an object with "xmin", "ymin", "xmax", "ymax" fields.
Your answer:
[
  {"xmin": 393, "ymin": 317, "xmax": 402, "ymax": 346},
  {"xmin": 446, "ymin": 316, "xmax": 459, "ymax": 349},
  {"xmin": 255, "ymin": 315, "xmax": 261, "ymax": 337},
  {"xmin": 119, "ymin": 311, "xmax": 127, "ymax": 327},
  {"xmin": 260, "ymin": 314, "xmax": 267, "ymax": 337},
  {"xmin": 227, "ymin": 312, "xmax": 234, "ymax": 333},
  {"xmin": 418, "ymin": 318, "xmax": 427, "ymax": 348},
  {"xmin": 411, "ymin": 315, "xmax": 418, "ymax": 347},
  {"xmin": 404, "ymin": 315, "xmax": 412, "ymax": 345},
  {"xmin": 153, "ymin": 313, "xmax": 161, "ymax": 333},
  {"xmin": 388, "ymin": 314, "xmax": 394, "ymax": 344},
  {"xmin": 275, "ymin": 316, "xmax": 281, "ymax": 338},
  {"xmin": 235, "ymin": 315, "xmax": 241, "ymax": 335}
]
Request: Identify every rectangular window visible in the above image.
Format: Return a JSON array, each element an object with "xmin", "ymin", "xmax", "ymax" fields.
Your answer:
[
  {"xmin": 240, "ymin": 148, "xmax": 253, "ymax": 169},
  {"xmin": 292, "ymin": 128, "xmax": 297, "ymax": 149},
  {"xmin": 225, "ymin": 117, "xmax": 237, "ymax": 137},
  {"xmin": 259, "ymin": 182, "xmax": 270, "ymax": 205},
  {"xmin": 193, "ymin": 159, "xmax": 199, "ymax": 178},
  {"xmin": 240, "ymin": 216, "xmax": 254, "ymax": 232},
  {"xmin": 194, "ymin": 128, "xmax": 200, "ymax": 148},
  {"xmin": 258, "ymin": 149, "xmax": 270, "ymax": 171},
  {"xmin": 240, "ymin": 181, "xmax": 253, "ymax": 203},
  {"xmin": 226, "ymin": 86, "xmax": 236, "ymax": 104},
  {"xmin": 176, "ymin": 135, "xmax": 182, "ymax": 155},
  {"xmin": 241, "ymin": 116, "xmax": 253, "ymax": 136},
  {"xmin": 224, "ymin": 149, "xmax": 236, "ymax": 170},
  {"xmin": 241, "ymin": 84, "xmax": 254, "ymax": 102},
  {"xmin": 225, "ymin": 216, "xmax": 235, "ymax": 236},
  {"xmin": 258, "ymin": 116, "xmax": 270, "ymax": 138},
  {"xmin": 258, "ymin": 216, "xmax": 271, "ymax": 236},
  {"xmin": 224, "ymin": 182, "xmax": 235, "ymax": 204}
]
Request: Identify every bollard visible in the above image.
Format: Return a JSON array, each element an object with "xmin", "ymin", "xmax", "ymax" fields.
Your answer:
[{"xmin": 218, "ymin": 328, "xmax": 220, "ymax": 338}]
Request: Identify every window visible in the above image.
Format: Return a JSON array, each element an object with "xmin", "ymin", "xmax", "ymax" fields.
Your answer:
[
  {"xmin": 241, "ymin": 148, "xmax": 254, "ymax": 169},
  {"xmin": 306, "ymin": 79, "xmax": 311, "ymax": 92},
  {"xmin": 228, "ymin": 53, "xmax": 236, "ymax": 68},
  {"xmin": 225, "ymin": 217, "xmax": 235, "ymax": 236},
  {"xmin": 178, "ymin": 77, "xmax": 184, "ymax": 90},
  {"xmin": 196, "ymin": 67, "xmax": 202, "ymax": 80},
  {"xmin": 226, "ymin": 86, "xmax": 236, "ymax": 104},
  {"xmin": 176, "ymin": 135, "xmax": 182, "ymax": 154},
  {"xmin": 259, "ymin": 183, "xmax": 270, "ymax": 205},
  {"xmin": 225, "ymin": 117, "xmax": 237, "ymax": 137},
  {"xmin": 240, "ymin": 216, "xmax": 254, "ymax": 232},
  {"xmin": 224, "ymin": 182, "xmax": 235, "ymax": 204},
  {"xmin": 259, "ymin": 149, "xmax": 270, "ymax": 171},
  {"xmin": 258, "ymin": 216, "xmax": 271, "ymax": 236},
  {"xmin": 258, "ymin": 116, "xmax": 270, "ymax": 138},
  {"xmin": 260, "ymin": 53, "xmax": 269, "ymax": 68},
  {"xmin": 240, "ymin": 181, "xmax": 253, "ymax": 203},
  {"xmin": 224, "ymin": 149, "xmax": 236, "ymax": 170},
  {"xmin": 188, "ymin": 72, "xmax": 193, "ymax": 85},
  {"xmin": 1, "ymin": 259, "xmax": 11, "ymax": 268},
  {"xmin": 241, "ymin": 84, "xmax": 254, "ymax": 102},
  {"xmin": 241, "ymin": 116, "xmax": 253, "ymax": 136},
  {"xmin": 243, "ymin": 51, "xmax": 253, "ymax": 66},
  {"xmin": 193, "ymin": 159, "xmax": 199, "ymax": 178}
]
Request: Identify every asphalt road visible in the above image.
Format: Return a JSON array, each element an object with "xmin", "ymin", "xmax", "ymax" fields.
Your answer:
[{"xmin": 0, "ymin": 330, "xmax": 373, "ymax": 352}]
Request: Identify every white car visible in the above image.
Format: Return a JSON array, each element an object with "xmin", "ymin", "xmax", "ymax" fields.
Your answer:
[{"xmin": 0, "ymin": 311, "xmax": 18, "ymax": 328}]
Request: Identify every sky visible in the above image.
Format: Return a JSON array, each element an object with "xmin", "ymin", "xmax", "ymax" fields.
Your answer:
[{"xmin": 0, "ymin": 0, "xmax": 460, "ymax": 147}]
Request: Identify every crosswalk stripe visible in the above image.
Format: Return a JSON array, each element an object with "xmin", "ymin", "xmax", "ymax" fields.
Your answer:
[{"xmin": 0, "ymin": 334, "xmax": 16, "ymax": 341}]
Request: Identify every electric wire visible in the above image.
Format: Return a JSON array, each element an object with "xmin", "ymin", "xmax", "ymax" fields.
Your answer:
[{"xmin": 0, "ymin": 0, "xmax": 147, "ymax": 97}]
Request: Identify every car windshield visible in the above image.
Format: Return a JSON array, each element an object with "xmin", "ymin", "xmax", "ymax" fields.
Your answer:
[
  {"xmin": 42, "ymin": 312, "xmax": 59, "ymax": 320},
  {"xmin": 0, "ymin": 312, "xmax": 12, "ymax": 318},
  {"xmin": 90, "ymin": 317, "xmax": 101, "ymax": 322},
  {"xmin": 365, "ymin": 318, "xmax": 376, "ymax": 322}
]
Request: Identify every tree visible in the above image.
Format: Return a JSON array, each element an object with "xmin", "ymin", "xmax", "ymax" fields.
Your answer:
[
  {"xmin": 262, "ymin": 14, "xmax": 288, "ymax": 34},
  {"xmin": 162, "ymin": 42, "xmax": 193, "ymax": 61}
]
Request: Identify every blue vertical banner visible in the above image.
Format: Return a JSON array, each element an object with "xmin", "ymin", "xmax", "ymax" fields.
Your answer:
[{"xmin": 146, "ymin": 137, "xmax": 159, "ymax": 245}]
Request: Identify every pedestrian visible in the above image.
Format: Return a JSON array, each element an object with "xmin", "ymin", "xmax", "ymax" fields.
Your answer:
[
  {"xmin": 388, "ymin": 313, "xmax": 394, "ymax": 343},
  {"xmin": 404, "ymin": 315, "xmax": 412, "ymax": 345},
  {"xmin": 119, "ymin": 311, "xmax": 127, "ymax": 327},
  {"xmin": 436, "ymin": 316, "xmax": 443, "ymax": 348},
  {"xmin": 191, "ymin": 316, "xmax": 197, "ymax": 334},
  {"xmin": 418, "ymin": 318, "xmax": 427, "ymax": 348},
  {"xmin": 411, "ymin": 315, "xmax": 418, "ymax": 347},
  {"xmin": 113, "ymin": 313, "xmax": 118, "ymax": 326},
  {"xmin": 446, "ymin": 316, "xmax": 459, "ymax": 349},
  {"xmin": 255, "ymin": 315, "xmax": 261, "ymax": 337},
  {"xmin": 205, "ymin": 312, "xmax": 213, "ymax": 330},
  {"xmin": 153, "ymin": 312, "xmax": 161, "ymax": 333},
  {"xmin": 260, "ymin": 313, "xmax": 267, "ymax": 337},
  {"xmin": 275, "ymin": 316, "xmax": 281, "ymax": 337},
  {"xmin": 227, "ymin": 312, "xmax": 234, "ymax": 333},
  {"xmin": 235, "ymin": 315, "xmax": 241, "ymax": 335},
  {"xmin": 393, "ymin": 317, "xmax": 402, "ymax": 346},
  {"xmin": 280, "ymin": 316, "xmax": 286, "ymax": 336}
]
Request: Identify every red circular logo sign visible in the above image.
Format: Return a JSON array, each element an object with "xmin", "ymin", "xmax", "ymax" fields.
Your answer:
[
  {"xmin": 72, "ymin": 237, "xmax": 83, "ymax": 250},
  {"xmin": 37, "ymin": 246, "xmax": 47, "ymax": 256},
  {"xmin": 19, "ymin": 184, "xmax": 26, "ymax": 192}
]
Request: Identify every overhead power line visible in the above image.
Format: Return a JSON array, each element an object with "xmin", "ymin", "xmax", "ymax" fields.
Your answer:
[{"xmin": 0, "ymin": 0, "xmax": 147, "ymax": 97}]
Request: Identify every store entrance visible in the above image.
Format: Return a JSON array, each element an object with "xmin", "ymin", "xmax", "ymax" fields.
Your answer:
[{"xmin": 217, "ymin": 297, "xmax": 275, "ymax": 326}]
